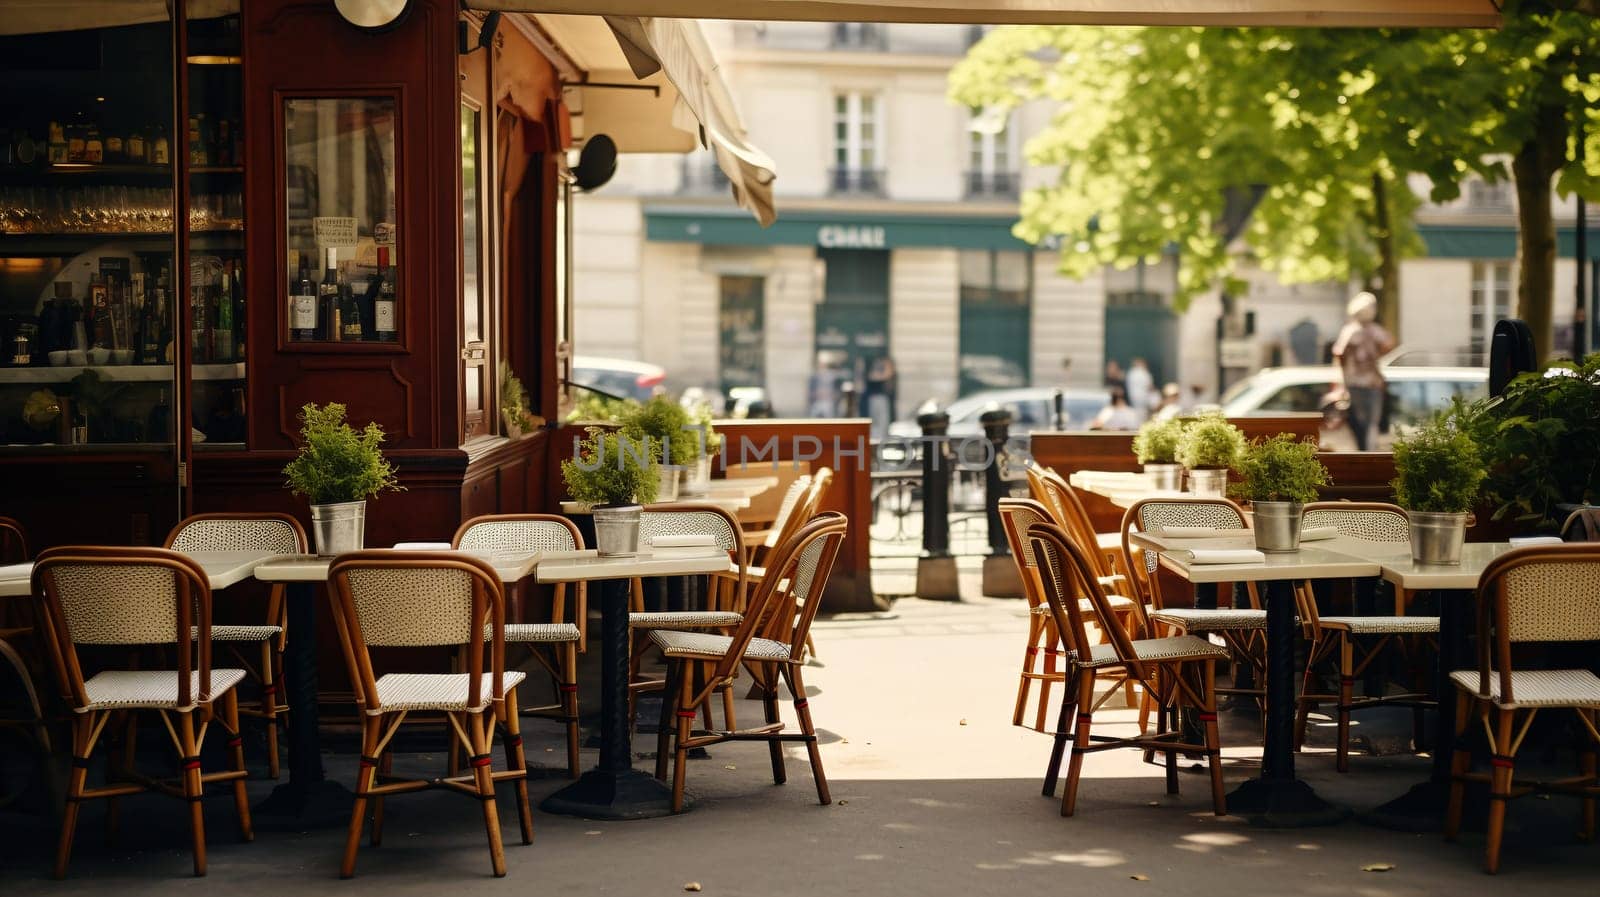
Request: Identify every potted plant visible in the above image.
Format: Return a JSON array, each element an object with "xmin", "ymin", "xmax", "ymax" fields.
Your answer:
[
  {"xmin": 282, "ymin": 402, "xmax": 402, "ymax": 555},
  {"xmin": 620, "ymin": 395, "xmax": 699, "ymax": 502},
  {"xmin": 1392, "ymin": 412, "xmax": 1487, "ymax": 565},
  {"xmin": 561, "ymin": 426, "xmax": 660, "ymax": 556},
  {"xmin": 1231, "ymin": 434, "xmax": 1330, "ymax": 552},
  {"xmin": 1175, "ymin": 413, "xmax": 1247, "ymax": 497},
  {"xmin": 681, "ymin": 404, "xmax": 723, "ymax": 495},
  {"xmin": 499, "ymin": 361, "xmax": 544, "ymax": 438},
  {"xmin": 1132, "ymin": 416, "xmax": 1185, "ymax": 490},
  {"xmin": 565, "ymin": 392, "xmax": 639, "ymax": 424}
]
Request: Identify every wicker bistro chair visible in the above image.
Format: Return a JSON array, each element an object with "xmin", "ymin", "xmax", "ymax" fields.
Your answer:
[
  {"xmin": 452, "ymin": 515, "xmax": 585, "ymax": 777},
  {"xmin": 740, "ymin": 474, "xmax": 812, "ymax": 558},
  {"xmin": 1292, "ymin": 502, "xmax": 1436, "ymax": 772},
  {"xmin": 327, "ymin": 552, "xmax": 532, "ymax": 879},
  {"xmin": 1444, "ymin": 544, "xmax": 1600, "ymax": 874},
  {"xmin": 648, "ymin": 513, "xmax": 848, "ymax": 813},
  {"xmin": 999, "ymin": 498, "xmax": 1142, "ymax": 732},
  {"xmin": 165, "ymin": 513, "xmax": 305, "ymax": 778},
  {"xmin": 30, "ymin": 547, "xmax": 252, "ymax": 878},
  {"xmin": 1027, "ymin": 522, "xmax": 1230, "ymax": 816},
  {"xmin": 0, "ymin": 515, "xmax": 33, "ymax": 644},
  {"xmin": 1027, "ymin": 466, "xmax": 1131, "ymax": 587}
]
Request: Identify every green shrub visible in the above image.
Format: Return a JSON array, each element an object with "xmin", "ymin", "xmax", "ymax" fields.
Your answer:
[
  {"xmin": 561, "ymin": 427, "xmax": 659, "ymax": 507},
  {"xmin": 566, "ymin": 392, "xmax": 640, "ymax": 424},
  {"xmin": 282, "ymin": 403, "xmax": 403, "ymax": 505},
  {"xmin": 691, "ymin": 403, "xmax": 723, "ymax": 455},
  {"xmin": 1458, "ymin": 353, "xmax": 1599, "ymax": 526},
  {"xmin": 499, "ymin": 362, "xmax": 540, "ymax": 433},
  {"xmin": 621, "ymin": 395, "xmax": 701, "ymax": 468},
  {"xmin": 1392, "ymin": 413, "xmax": 1487, "ymax": 514},
  {"xmin": 1231, "ymin": 434, "xmax": 1329, "ymax": 504},
  {"xmin": 1175, "ymin": 415, "xmax": 1247, "ymax": 470},
  {"xmin": 1132, "ymin": 416, "xmax": 1184, "ymax": 464}
]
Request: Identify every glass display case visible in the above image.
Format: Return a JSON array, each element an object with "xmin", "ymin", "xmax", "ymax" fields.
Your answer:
[
  {"xmin": 0, "ymin": 14, "xmax": 247, "ymax": 452},
  {"xmin": 281, "ymin": 96, "xmax": 400, "ymax": 349}
]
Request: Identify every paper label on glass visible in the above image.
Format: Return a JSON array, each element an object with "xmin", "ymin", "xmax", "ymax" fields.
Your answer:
[
  {"xmin": 374, "ymin": 222, "xmax": 396, "ymax": 247},
  {"xmin": 291, "ymin": 295, "xmax": 316, "ymax": 330},
  {"xmin": 375, "ymin": 301, "xmax": 396, "ymax": 333},
  {"xmin": 313, "ymin": 216, "xmax": 359, "ymax": 251}
]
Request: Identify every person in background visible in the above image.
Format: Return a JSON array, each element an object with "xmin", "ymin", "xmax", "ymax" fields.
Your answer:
[
  {"xmin": 1186, "ymin": 384, "xmax": 1205, "ymax": 411},
  {"xmin": 1125, "ymin": 357, "xmax": 1155, "ymax": 418},
  {"xmin": 807, "ymin": 351, "xmax": 842, "ymax": 418},
  {"xmin": 863, "ymin": 355, "xmax": 897, "ymax": 438},
  {"xmin": 1089, "ymin": 387, "xmax": 1142, "ymax": 431},
  {"xmin": 1103, "ymin": 359, "xmax": 1126, "ymax": 397},
  {"xmin": 1331, "ymin": 291, "xmax": 1395, "ymax": 451},
  {"xmin": 1153, "ymin": 382, "xmax": 1183, "ymax": 419}
]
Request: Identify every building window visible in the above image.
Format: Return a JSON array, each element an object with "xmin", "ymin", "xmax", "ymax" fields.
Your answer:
[
  {"xmin": 1469, "ymin": 260, "xmax": 1513, "ymax": 358},
  {"xmin": 966, "ymin": 115, "xmax": 1017, "ymax": 198},
  {"xmin": 832, "ymin": 23, "xmax": 885, "ymax": 50},
  {"xmin": 832, "ymin": 92, "xmax": 883, "ymax": 195},
  {"xmin": 958, "ymin": 250, "xmax": 1032, "ymax": 395},
  {"xmin": 1466, "ymin": 179, "xmax": 1512, "ymax": 211}
]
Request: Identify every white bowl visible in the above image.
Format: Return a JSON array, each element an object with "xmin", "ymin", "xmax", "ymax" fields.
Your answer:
[
  {"xmin": 110, "ymin": 348, "xmax": 134, "ymax": 365},
  {"xmin": 87, "ymin": 347, "xmax": 112, "ymax": 365},
  {"xmin": 65, "ymin": 350, "xmax": 88, "ymax": 365},
  {"xmin": 48, "ymin": 350, "xmax": 69, "ymax": 366}
]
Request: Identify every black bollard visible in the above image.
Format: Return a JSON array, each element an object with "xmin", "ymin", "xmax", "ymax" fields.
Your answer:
[
  {"xmin": 1052, "ymin": 388, "xmax": 1065, "ymax": 430},
  {"xmin": 915, "ymin": 410, "xmax": 960, "ymax": 600},
  {"xmin": 980, "ymin": 408, "xmax": 1022, "ymax": 597}
]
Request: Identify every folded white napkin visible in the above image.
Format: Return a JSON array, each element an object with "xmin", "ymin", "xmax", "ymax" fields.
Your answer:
[
  {"xmin": 393, "ymin": 541, "xmax": 452, "ymax": 550},
  {"xmin": 1508, "ymin": 536, "xmax": 1565, "ymax": 547},
  {"xmin": 1179, "ymin": 548, "xmax": 1266, "ymax": 565},
  {"xmin": 1298, "ymin": 526, "xmax": 1338, "ymax": 542},
  {"xmin": 651, "ymin": 534, "xmax": 717, "ymax": 548},
  {"xmin": 1153, "ymin": 526, "xmax": 1252, "ymax": 539}
]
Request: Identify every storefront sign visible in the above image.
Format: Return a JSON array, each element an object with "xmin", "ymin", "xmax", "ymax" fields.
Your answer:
[
  {"xmin": 313, "ymin": 216, "xmax": 359, "ymax": 251},
  {"xmin": 816, "ymin": 224, "xmax": 885, "ymax": 249}
]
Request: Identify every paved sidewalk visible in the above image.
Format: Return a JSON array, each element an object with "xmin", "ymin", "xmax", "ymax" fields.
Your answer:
[{"xmin": 3, "ymin": 594, "xmax": 1596, "ymax": 894}]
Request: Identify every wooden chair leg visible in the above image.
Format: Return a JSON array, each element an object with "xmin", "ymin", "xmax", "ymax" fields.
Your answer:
[
  {"xmin": 1061, "ymin": 673, "xmax": 1097, "ymax": 817},
  {"xmin": 1336, "ymin": 636, "xmax": 1355, "ymax": 773},
  {"xmin": 222, "ymin": 690, "xmax": 253, "ymax": 842},
  {"xmin": 1578, "ymin": 713, "xmax": 1596, "ymax": 843},
  {"xmin": 1201, "ymin": 662, "xmax": 1226, "ymax": 815},
  {"xmin": 1444, "ymin": 690, "xmax": 1475, "ymax": 842},
  {"xmin": 1293, "ymin": 636, "xmax": 1321, "ymax": 752},
  {"xmin": 341, "ymin": 716, "xmax": 381, "ymax": 879},
  {"xmin": 176, "ymin": 710, "xmax": 207, "ymax": 877},
  {"xmin": 500, "ymin": 689, "xmax": 534, "ymax": 846},
  {"xmin": 1035, "ymin": 644, "xmax": 1057, "ymax": 733},
  {"xmin": 1042, "ymin": 670, "xmax": 1078, "ymax": 797},
  {"xmin": 53, "ymin": 714, "xmax": 93, "ymax": 879},
  {"xmin": 469, "ymin": 713, "xmax": 507, "ymax": 878},
  {"xmin": 760, "ymin": 671, "xmax": 785, "ymax": 786},
  {"xmin": 720, "ymin": 680, "xmax": 737, "ymax": 730},
  {"xmin": 260, "ymin": 641, "xmax": 281, "ymax": 779},
  {"xmin": 561, "ymin": 641, "xmax": 581, "ymax": 779},
  {"xmin": 1484, "ymin": 708, "xmax": 1515, "ymax": 874},
  {"xmin": 784, "ymin": 664, "xmax": 830, "ymax": 806},
  {"xmin": 670, "ymin": 667, "xmax": 695, "ymax": 813},
  {"xmin": 369, "ymin": 751, "xmax": 390, "ymax": 847},
  {"xmin": 1014, "ymin": 615, "xmax": 1041, "ymax": 728},
  {"xmin": 654, "ymin": 660, "xmax": 681, "ymax": 782}
]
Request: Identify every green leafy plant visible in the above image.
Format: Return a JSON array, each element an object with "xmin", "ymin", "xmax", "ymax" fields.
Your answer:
[
  {"xmin": 1132, "ymin": 416, "xmax": 1184, "ymax": 464},
  {"xmin": 566, "ymin": 392, "xmax": 639, "ymax": 424},
  {"xmin": 1231, "ymin": 434, "xmax": 1330, "ymax": 504},
  {"xmin": 561, "ymin": 426, "xmax": 659, "ymax": 507},
  {"xmin": 690, "ymin": 403, "xmax": 723, "ymax": 455},
  {"xmin": 1391, "ymin": 412, "xmax": 1487, "ymax": 514},
  {"xmin": 499, "ymin": 361, "xmax": 541, "ymax": 434},
  {"xmin": 1175, "ymin": 414, "xmax": 1247, "ymax": 470},
  {"xmin": 1456, "ymin": 353, "xmax": 1600, "ymax": 526},
  {"xmin": 282, "ymin": 403, "xmax": 403, "ymax": 505},
  {"xmin": 621, "ymin": 395, "xmax": 701, "ymax": 468}
]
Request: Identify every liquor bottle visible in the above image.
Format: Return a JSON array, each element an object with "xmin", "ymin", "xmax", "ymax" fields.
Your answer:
[
  {"xmin": 135, "ymin": 274, "xmax": 162, "ymax": 364},
  {"xmin": 190, "ymin": 260, "xmax": 210, "ymax": 362},
  {"xmin": 47, "ymin": 121, "xmax": 67, "ymax": 163},
  {"xmin": 339, "ymin": 268, "xmax": 365, "ymax": 342},
  {"xmin": 155, "ymin": 268, "xmax": 173, "ymax": 363},
  {"xmin": 318, "ymin": 247, "xmax": 340, "ymax": 341},
  {"xmin": 126, "ymin": 127, "xmax": 145, "ymax": 164},
  {"xmin": 214, "ymin": 263, "xmax": 235, "ymax": 361},
  {"xmin": 147, "ymin": 387, "xmax": 172, "ymax": 443},
  {"xmin": 188, "ymin": 114, "xmax": 208, "ymax": 166},
  {"xmin": 150, "ymin": 124, "xmax": 169, "ymax": 165},
  {"xmin": 88, "ymin": 274, "xmax": 111, "ymax": 350},
  {"xmin": 374, "ymin": 247, "xmax": 397, "ymax": 342},
  {"xmin": 105, "ymin": 130, "xmax": 125, "ymax": 164},
  {"xmin": 84, "ymin": 117, "xmax": 103, "ymax": 164},
  {"xmin": 289, "ymin": 253, "xmax": 317, "ymax": 340},
  {"xmin": 66, "ymin": 111, "xmax": 87, "ymax": 162}
]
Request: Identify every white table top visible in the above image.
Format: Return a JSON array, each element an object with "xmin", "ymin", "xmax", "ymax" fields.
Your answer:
[
  {"xmin": 1156, "ymin": 542, "xmax": 1381, "ymax": 584},
  {"xmin": 699, "ymin": 476, "xmax": 779, "ymax": 498},
  {"xmin": 1333, "ymin": 539, "xmax": 1518, "ymax": 590},
  {"xmin": 1067, "ymin": 469, "xmax": 1193, "ymax": 509},
  {"xmin": 533, "ymin": 548, "xmax": 730, "ymax": 584},
  {"xmin": 1130, "ymin": 530, "xmax": 1516, "ymax": 590},
  {"xmin": 253, "ymin": 550, "xmax": 541, "ymax": 585},
  {"xmin": 560, "ymin": 495, "xmax": 750, "ymax": 514},
  {"xmin": 0, "ymin": 550, "xmax": 280, "ymax": 598}
]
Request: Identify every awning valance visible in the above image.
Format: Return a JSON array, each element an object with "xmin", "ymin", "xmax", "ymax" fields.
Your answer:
[
  {"xmin": 0, "ymin": 0, "xmax": 239, "ymax": 36},
  {"xmin": 487, "ymin": 2, "xmax": 1500, "ymax": 28}
]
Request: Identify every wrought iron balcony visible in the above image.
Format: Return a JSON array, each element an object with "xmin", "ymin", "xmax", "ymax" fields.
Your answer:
[
  {"xmin": 965, "ymin": 170, "xmax": 1021, "ymax": 199},
  {"xmin": 831, "ymin": 23, "xmax": 887, "ymax": 51},
  {"xmin": 679, "ymin": 158, "xmax": 731, "ymax": 195},
  {"xmin": 829, "ymin": 167, "xmax": 887, "ymax": 196}
]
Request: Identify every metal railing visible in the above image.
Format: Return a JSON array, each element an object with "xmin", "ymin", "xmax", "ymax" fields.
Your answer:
[
  {"xmin": 965, "ymin": 170, "xmax": 1020, "ymax": 199},
  {"xmin": 679, "ymin": 158, "xmax": 730, "ymax": 195},
  {"xmin": 831, "ymin": 23, "xmax": 887, "ymax": 50},
  {"xmin": 829, "ymin": 167, "xmax": 887, "ymax": 196}
]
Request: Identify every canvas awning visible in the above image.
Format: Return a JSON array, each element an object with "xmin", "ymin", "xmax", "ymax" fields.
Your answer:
[
  {"xmin": 0, "ymin": 0, "xmax": 239, "ymax": 35},
  {"xmin": 518, "ymin": 11, "xmax": 779, "ymax": 226},
  {"xmin": 490, "ymin": 1, "xmax": 1500, "ymax": 28}
]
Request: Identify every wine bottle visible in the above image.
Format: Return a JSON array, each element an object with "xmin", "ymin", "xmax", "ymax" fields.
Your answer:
[
  {"xmin": 136, "ymin": 274, "xmax": 162, "ymax": 364},
  {"xmin": 374, "ymin": 246, "xmax": 397, "ymax": 342},
  {"xmin": 319, "ymin": 247, "xmax": 340, "ymax": 341},
  {"xmin": 214, "ymin": 263, "xmax": 235, "ymax": 361},
  {"xmin": 147, "ymin": 387, "xmax": 171, "ymax": 443},
  {"xmin": 339, "ymin": 268, "xmax": 365, "ymax": 342},
  {"xmin": 190, "ymin": 259, "xmax": 210, "ymax": 362},
  {"xmin": 84, "ymin": 118, "xmax": 103, "ymax": 164},
  {"xmin": 151, "ymin": 124, "xmax": 170, "ymax": 166},
  {"xmin": 290, "ymin": 253, "xmax": 316, "ymax": 340}
]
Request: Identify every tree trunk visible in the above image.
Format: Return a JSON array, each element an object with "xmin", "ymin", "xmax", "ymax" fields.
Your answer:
[
  {"xmin": 1511, "ymin": 101, "xmax": 1567, "ymax": 364},
  {"xmin": 1371, "ymin": 170, "xmax": 1400, "ymax": 336}
]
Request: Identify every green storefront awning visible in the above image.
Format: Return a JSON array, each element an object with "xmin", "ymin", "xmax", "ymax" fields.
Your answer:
[
  {"xmin": 644, "ymin": 205, "xmax": 1034, "ymax": 251},
  {"xmin": 1419, "ymin": 224, "xmax": 1600, "ymax": 261}
]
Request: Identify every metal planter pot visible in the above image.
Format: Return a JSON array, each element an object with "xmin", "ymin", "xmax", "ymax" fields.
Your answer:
[
  {"xmin": 1409, "ymin": 510, "xmax": 1468, "ymax": 565},
  {"xmin": 309, "ymin": 500, "xmax": 366, "ymax": 556},
  {"xmin": 1144, "ymin": 463, "xmax": 1183, "ymax": 491},
  {"xmin": 656, "ymin": 466, "xmax": 680, "ymax": 503},
  {"xmin": 1252, "ymin": 501, "xmax": 1304, "ymax": 553},
  {"xmin": 1187, "ymin": 467, "xmax": 1229, "ymax": 498},
  {"xmin": 681, "ymin": 455, "xmax": 712, "ymax": 496},
  {"xmin": 592, "ymin": 504, "xmax": 643, "ymax": 557}
]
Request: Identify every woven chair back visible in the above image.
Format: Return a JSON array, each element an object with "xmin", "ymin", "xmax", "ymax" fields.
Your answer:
[
  {"xmin": 1027, "ymin": 522, "xmax": 1145, "ymax": 680},
  {"xmin": 166, "ymin": 512, "xmax": 307, "ymax": 554},
  {"xmin": 1301, "ymin": 502, "xmax": 1409, "ymax": 543},
  {"xmin": 454, "ymin": 513, "xmax": 582, "ymax": 554},
  {"xmin": 1474, "ymin": 544, "xmax": 1600, "ymax": 706}
]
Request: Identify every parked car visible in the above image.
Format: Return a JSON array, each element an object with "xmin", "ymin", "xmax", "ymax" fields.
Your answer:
[
  {"xmin": 570, "ymin": 355, "xmax": 666, "ymax": 403},
  {"xmin": 888, "ymin": 387, "xmax": 1110, "ymax": 441},
  {"xmin": 1220, "ymin": 361, "xmax": 1487, "ymax": 450}
]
